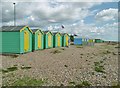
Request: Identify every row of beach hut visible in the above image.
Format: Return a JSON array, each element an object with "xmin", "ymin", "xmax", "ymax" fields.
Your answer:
[
  {"xmin": 0, "ymin": 26, "xmax": 69, "ymax": 54},
  {"xmin": 74, "ymin": 38, "xmax": 94, "ymax": 45},
  {"xmin": 74, "ymin": 38, "xmax": 104, "ymax": 46}
]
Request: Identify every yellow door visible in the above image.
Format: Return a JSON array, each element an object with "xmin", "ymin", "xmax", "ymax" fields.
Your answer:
[
  {"xmin": 58, "ymin": 35, "xmax": 60, "ymax": 47},
  {"xmin": 38, "ymin": 33, "xmax": 41, "ymax": 49},
  {"xmin": 66, "ymin": 36, "xmax": 69, "ymax": 46},
  {"xmin": 48, "ymin": 33, "xmax": 51, "ymax": 47},
  {"xmin": 24, "ymin": 30, "xmax": 29, "ymax": 52}
]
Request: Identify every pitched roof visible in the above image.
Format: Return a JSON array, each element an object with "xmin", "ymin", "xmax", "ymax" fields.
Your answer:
[
  {"xmin": 43, "ymin": 31, "xmax": 50, "ymax": 33},
  {"xmin": 52, "ymin": 32, "xmax": 60, "ymax": 35},
  {"xmin": 31, "ymin": 29, "xmax": 39, "ymax": 33},
  {"xmin": 0, "ymin": 26, "xmax": 26, "ymax": 32},
  {"xmin": 61, "ymin": 33, "xmax": 69, "ymax": 36}
]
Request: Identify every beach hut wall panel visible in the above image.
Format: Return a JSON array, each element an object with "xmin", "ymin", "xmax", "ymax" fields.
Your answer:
[
  {"xmin": 53, "ymin": 32, "xmax": 62, "ymax": 47},
  {"xmin": 32, "ymin": 29, "xmax": 44, "ymax": 51},
  {"xmin": 0, "ymin": 26, "xmax": 33, "ymax": 54},
  {"xmin": 44, "ymin": 31, "xmax": 53, "ymax": 49},
  {"xmin": 74, "ymin": 38, "xmax": 82, "ymax": 45},
  {"xmin": 62, "ymin": 33, "xmax": 69, "ymax": 47}
]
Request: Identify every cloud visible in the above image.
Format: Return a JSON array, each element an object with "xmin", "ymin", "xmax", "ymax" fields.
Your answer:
[
  {"xmin": 55, "ymin": 21, "xmax": 118, "ymax": 41},
  {"xmin": 1, "ymin": 0, "xmax": 119, "ymax": 2},
  {"xmin": 95, "ymin": 8, "xmax": 118, "ymax": 22},
  {"xmin": 1, "ymin": 1, "xmax": 118, "ymax": 41},
  {"xmin": 2, "ymin": 2, "xmax": 98, "ymax": 27}
]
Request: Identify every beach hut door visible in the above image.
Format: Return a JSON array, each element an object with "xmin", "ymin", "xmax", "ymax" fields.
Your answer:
[
  {"xmin": 58, "ymin": 35, "xmax": 60, "ymax": 47},
  {"xmin": 24, "ymin": 30, "xmax": 29, "ymax": 52},
  {"xmin": 48, "ymin": 34, "xmax": 51, "ymax": 47},
  {"xmin": 38, "ymin": 33, "xmax": 41, "ymax": 48},
  {"xmin": 66, "ymin": 36, "xmax": 68, "ymax": 46}
]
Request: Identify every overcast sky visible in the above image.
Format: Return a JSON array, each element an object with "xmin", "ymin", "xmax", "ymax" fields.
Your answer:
[{"xmin": 1, "ymin": 0, "xmax": 119, "ymax": 41}]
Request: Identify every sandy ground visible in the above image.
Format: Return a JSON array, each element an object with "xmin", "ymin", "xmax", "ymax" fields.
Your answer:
[{"xmin": 1, "ymin": 43, "xmax": 119, "ymax": 86}]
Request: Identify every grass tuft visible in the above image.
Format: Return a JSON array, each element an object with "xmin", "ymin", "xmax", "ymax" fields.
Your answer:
[
  {"xmin": 21, "ymin": 66, "xmax": 31, "ymax": 70},
  {"xmin": 76, "ymin": 45, "xmax": 83, "ymax": 48},
  {"xmin": 2, "ymin": 54, "xmax": 19, "ymax": 58},
  {"xmin": 75, "ymin": 81, "xmax": 91, "ymax": 87},
  {"xmin": 2, "ymin": 66, "xmax": 18, "ymax": 73},
  {"xmin": 10, "ymin": 77, "xmax": 45, "ymax": 86},
  {"xmin": 7, "ymin": 66, "xmax": 18, "ymax": 72},
  {"xmin": 94, "ymin": 61, "xmax": 105, "ymax": 73},
  {"xmin": 51, "ymin": 50, "xmax": 61, "ymax": 54},
  {"xmin": 61, "ymin": 48, "xmax": 65, "ymax": 50},
  {"xmin": 64, "ymin": 65, "xmax": 68, "ymax": 68}
]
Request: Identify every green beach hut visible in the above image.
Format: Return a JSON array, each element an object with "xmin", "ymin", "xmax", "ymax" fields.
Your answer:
[
  {"xmin": 62, "ymin": 33, "xmax": 69, "ymax": 47},
  {"xmin": 95, "ymin": 39, "xmax": 104, "ymax": 43},
  {"xmin": 53, "ymin": 32, "xmax": 62, "ymax": 48},
  {"xmin": 0, "ymin": 26, "xmax": 33, "ymax": 54},
  {"xmin": 32, "ymin": 29, "xmax": 44, "ymax": 51},
  {"xmin": 44, "ymin": 31, "xmax": 53, "ymax": 49}
]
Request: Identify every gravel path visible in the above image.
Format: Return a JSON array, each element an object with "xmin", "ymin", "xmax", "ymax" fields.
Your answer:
[{"xmin": 1, "ymin": 43, "xmax": 118, "ymax": 86}]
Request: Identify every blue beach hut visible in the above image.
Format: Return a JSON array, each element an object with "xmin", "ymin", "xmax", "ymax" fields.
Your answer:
[{"xmin": 74, "ymin": 38, "xmax": 82, "ymax": 45}]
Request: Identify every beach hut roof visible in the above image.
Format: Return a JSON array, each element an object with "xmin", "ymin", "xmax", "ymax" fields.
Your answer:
[
  {"xmin": 44, "ymin": 31, "xmax": 50, "ymax": 33},
  {"xmin": 31, "ymin": 29, "xmax": 39, "ymax": 33},
  {"xmin": 0, "ymin": 26, "xmax": 33, "ymax": 33},
  {"xmin": 61, "ymin": 33, "xmax": 69, "ymax": 36},
  {"xmin": 31, "ymin": 29, "xmax": 44, "ymax": 34},
  {"xmin": 43, "ymin": 31, "xmax": 53, "ymax": 35},
  {"xmin": 53, "ymin": 32, "xmax": 62, "ymax": 35}
]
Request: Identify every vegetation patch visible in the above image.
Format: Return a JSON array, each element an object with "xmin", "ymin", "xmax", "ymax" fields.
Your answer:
[
  {"xmin": 69, "ymin": 81, "xmax": 76, "ymax": 86},
  {"xmin": 2, "ymin": 66, "xmax": 18, "ymax": 73},
  {"xmin": 1, "ymin": 69, "xmax": 9, "ymax": 73},
  {"xmin": 115, "ymin": 46, "xmax": 120, "ymax": 48},
  {"xmin": 69, "ymin": 81, "xmax": 76, "ymax": 85},
  {"xmin": 61, "ymin": 48, "xmax": 65, "ymax": 50},
  {"xmin": 51, "ymin": 50, "xmax": 61, "ymax": 54},
  {"xmin": 80, "ymin": 54, "xmax": 83, "ymax": 55},
  {"xmin": 9, "ymin": 77, "xmax": 45, "ymax": 86},
  {"xmin": 64, "ymin": 65, "xmax": 68, "ymax": 68},
  {"xmin": 94, "ymin": 61, "xmax": 105, "ymax": 73},
  {"xmin": 111, "ymin": 81, "xmax": 120, "ymax": 88},
  {"xmin": 112, "ymin": 52, "xmax": 117, "ymax": 55},
  {"xmin": 21, "ymin": 66, "xmax": 31, "ymax": 70},
  {"xmin": 102, "ymin": 50, "xmax": 111, "ymax": 54},
  {"xmin": 2, "ymin": 54, "xmax": 19, "ymax": 58},
  {"xmin": 76, "ymin": 45, "xmax": 83, "ymax": 48},
  {"xmin": 7, "ymin": 66, "xmax": 18, "ymax": 72},
  {"xmin": 75, "ymin": 81, "xmax": 91, "ymax": 87}
]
